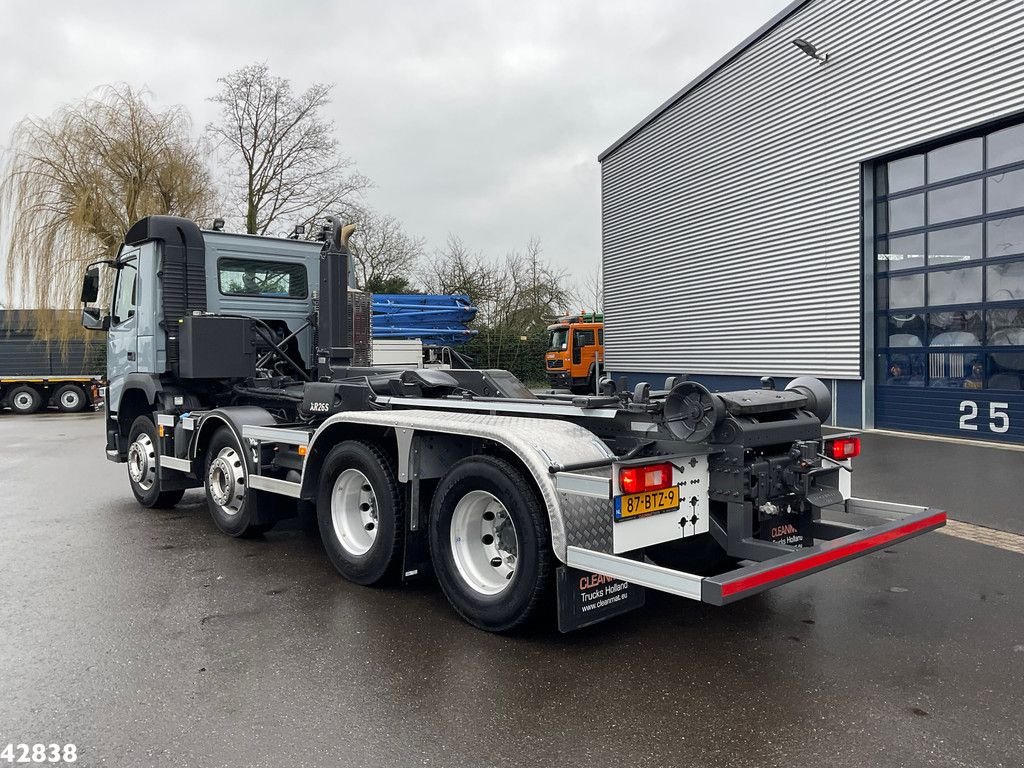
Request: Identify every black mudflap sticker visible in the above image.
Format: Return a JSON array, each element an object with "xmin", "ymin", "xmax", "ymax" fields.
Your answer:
[{"xmin": 556, "ymin": 566, "xmax": 645, "ymax": 633}]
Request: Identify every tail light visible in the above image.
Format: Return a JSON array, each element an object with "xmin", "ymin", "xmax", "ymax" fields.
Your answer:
[
  {"xmin": 826, "ymin": 436, "xmax": 861, "ymax": 460},
  {"xmin": 619, "ymin": 462, "xmax": 674, "ymax": 494}
]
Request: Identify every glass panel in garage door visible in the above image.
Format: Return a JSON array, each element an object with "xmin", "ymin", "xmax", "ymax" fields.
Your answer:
[
  {"xmin": 987, "ymin": 214, "xmax": 1024, "ymax": 258},
  {"xmin": 928, "ymin": 224, "xmax": 982, "ymax": 266},
  {"xmin": 987, "ymin": 124, "xmax": 1024, "ymax": 168},
  {"xmin": 877, "ymin": 234, "xmax": 925, "ymax": 272}
]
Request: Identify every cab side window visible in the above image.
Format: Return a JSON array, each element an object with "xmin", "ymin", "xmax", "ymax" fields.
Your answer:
[
  {"xmin": 112, "ymin": 259, "xmax": 138, "ymax": 326},
  {"xmin": 575, "ymin": 329, "xmax": 596, "ymax": 347}
]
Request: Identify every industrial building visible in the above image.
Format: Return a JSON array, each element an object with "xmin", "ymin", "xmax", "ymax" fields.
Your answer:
[{"xmin": 600, "ymin": 0, "xmax": 1024, "ymax": 443}]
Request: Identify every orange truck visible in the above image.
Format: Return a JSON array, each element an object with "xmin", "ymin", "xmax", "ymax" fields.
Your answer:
[{"xmin": 545, "ymin": 312, "xmax": 604, "ymax": 393}]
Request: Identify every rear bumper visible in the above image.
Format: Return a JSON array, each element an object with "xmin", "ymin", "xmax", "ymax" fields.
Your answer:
[
  {"xmin": 565, "ymin": 498, "xmax": 946, "ymax": 605},
  {"xmin": 702, "ymin": 505, "xmax": 945, "ymax": 605}
]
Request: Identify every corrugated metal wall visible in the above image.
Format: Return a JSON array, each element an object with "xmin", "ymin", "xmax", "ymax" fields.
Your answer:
[{"xmin": 601, "ymin": 0, "xmax": 1024, "ymax": 378}]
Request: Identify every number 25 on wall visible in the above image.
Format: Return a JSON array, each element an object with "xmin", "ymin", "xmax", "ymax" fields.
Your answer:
[{"xmin": 959, "ymin": 400, "xmax": 1010, "ymax": 434}]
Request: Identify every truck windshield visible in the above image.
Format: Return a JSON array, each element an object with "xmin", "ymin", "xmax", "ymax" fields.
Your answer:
[
  {"xmin": 218, "ymin": 258, "xmax": 308, "ymax": 299},
  {"xmin": 549, "ymin": 329, "xmax": 568, "ymax": 350}
]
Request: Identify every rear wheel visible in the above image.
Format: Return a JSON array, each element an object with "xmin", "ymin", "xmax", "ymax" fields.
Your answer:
[
  {"xmin": 429, "ymin": 455, "xmax": 552, "ymax": 632},
  {"xmin": 8, "ymin": 385, "xmax": 42, "ymax": 414},
  {"xmin": 203, "ymin": 426, "xmax": 270, "ymax": 537},
  {"xmin": 127, "ymin": 415, "xmax": 185, "ymax": 508},
  {"xmin": 316, "ymin": 440, "xmax": 403, "ymax": 585},
  {"xmin": 55, "ymin": 384, "xmax": 87, "ymax": 413}
]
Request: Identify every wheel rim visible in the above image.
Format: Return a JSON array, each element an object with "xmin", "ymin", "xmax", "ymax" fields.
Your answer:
[
  {"xmin": 60, "ymin": 390, "xmax": 81, "ymax": 409},
  {"xmin": 331, "ymin": 469, "xmax": 379, "ymax": 556},
  {"xmin": 127, "ymin": 432, "xmax": 157, "ymax": 491},
  {"xmin": 450, "ymin": 490, "xmax": 518, "ymax": 596},
  {"xmin": 208, "ymin": 446, "xmax": 246, "ymax": 517},
  {"xmin": 12, "ymin": 391, "xmax": 34, "ymax": 410}
]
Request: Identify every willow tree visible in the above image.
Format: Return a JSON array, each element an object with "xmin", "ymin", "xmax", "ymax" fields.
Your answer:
[{"xmin": 0, "ymin": 84, "xmax": 216, "ymax": 341}]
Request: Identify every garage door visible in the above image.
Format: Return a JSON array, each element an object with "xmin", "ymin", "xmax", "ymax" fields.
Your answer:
[{"xmin": 874, "ymin": 120, "xmax": 1024, "ymax": 443}]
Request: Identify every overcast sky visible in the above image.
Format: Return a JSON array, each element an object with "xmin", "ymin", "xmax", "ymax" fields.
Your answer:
[{"xmin": 0, "ymin": 0, "xmax": 790, "ymax": 290}]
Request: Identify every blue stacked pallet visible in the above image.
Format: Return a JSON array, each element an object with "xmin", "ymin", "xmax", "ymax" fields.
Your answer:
[{"xmin": 371, "ymin": 294, "xmax": 478, "ymax": 346}]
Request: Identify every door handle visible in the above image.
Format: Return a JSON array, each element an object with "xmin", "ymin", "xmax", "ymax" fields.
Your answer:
[{"xmin": 127, "ymin": 351, "xmax": 136, "ymax": 361}]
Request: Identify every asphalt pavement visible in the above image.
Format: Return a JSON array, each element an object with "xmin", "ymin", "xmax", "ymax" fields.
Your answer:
[{"xmin": 1, "ymin": 411, "xmax": 1022, "ymax": 768}]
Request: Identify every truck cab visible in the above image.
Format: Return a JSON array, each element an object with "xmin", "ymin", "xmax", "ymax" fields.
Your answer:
[
  {"xmin": 545, "ymin": 313, "xmax": 603, "ymax": 393},
  {"xmin": 81, "ymin": 217, "xmax": 325, "ymax": 463}
]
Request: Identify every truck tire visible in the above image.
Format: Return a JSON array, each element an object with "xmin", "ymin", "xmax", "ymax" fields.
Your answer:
[
  {"xmin": 316, "ymin": 441, "xmax": 404, "ymax": 586},
  {"xmin": 645, "ymin": 534, "xmax": 737, "ymax": 576},
  {"xmin": 429, "ymin": 455, "xmax": 552, "ymax": 632},
  {"xmin": 55, "ymin": 384, "xmax": 88, "ymax": 413},
  {"xmin": 203, "ymin": 426, "xmax": 270, "ymax": 538},
  {"xmin": 569, "ymin": 370, "xmax": 596, "ymax": 396},
  {"xmin": 127, "ymin": 415, "xmax": 186, "ymax": 509},
  {"xmin": 8, "ymin": 385, "xmax": 42, "ymax": 414}
]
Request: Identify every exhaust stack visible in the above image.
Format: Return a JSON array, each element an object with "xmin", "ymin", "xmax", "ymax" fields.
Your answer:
[{"xmin": 316, "ymin": 217, "xmax": 356, "ymax": 379}]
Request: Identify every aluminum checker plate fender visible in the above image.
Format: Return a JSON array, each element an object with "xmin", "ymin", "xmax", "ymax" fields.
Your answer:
[{"xmin": 304, "ymin": 409, "xmax": 615, "ymax": 562}]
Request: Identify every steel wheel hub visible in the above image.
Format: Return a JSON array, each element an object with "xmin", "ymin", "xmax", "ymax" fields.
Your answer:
[
  {"xmin": 127, "ymin": 432, "xmax": 156, "ymax": 491},
  {"xmin": 331, "ymin": 469, "xmax": 379, "ymax": 556},
  {"xmin": 208, "ymin": 446, "xmax": 245, "ymax": 516},
  {"xmin": 13, "ymin": 392, "xmax": 33, "ymax": 409},
  {"xmin": 450, "ymin": 490, "xmax": 518, "ymax": 596},
  {"xmin": 60, "ymin": 390, "xmax": 80, "ymax": 408}
]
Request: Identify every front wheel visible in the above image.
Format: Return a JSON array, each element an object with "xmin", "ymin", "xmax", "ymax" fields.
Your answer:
[
  {"xmin": 429, "ymin": 455, "xmax": 552, "ymax": 632},
  {"xmin": 127, "ymin": 415, "xmax": 185, "ymax": 508},
  {"xmin": 569, "ymin": 370, "xmax": 597, "ymax": 396}
]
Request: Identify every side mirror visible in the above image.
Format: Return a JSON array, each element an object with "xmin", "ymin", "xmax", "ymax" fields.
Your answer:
[
  {"xmin": 80, "ymin": 266, "xmax": 101, "ymax": 304},
  {"xmin": 81, "ymin": 305, "xmax": 110, "ymax": 332}
]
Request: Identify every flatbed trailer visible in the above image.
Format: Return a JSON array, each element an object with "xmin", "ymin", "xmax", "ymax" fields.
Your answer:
[
  {"xmin": 0, "ymin": 375, "xmax": 102, "ymax": 414},
  {"xmin": 79, "ymin": 215, "xmax": 946, "ymax": 632}
]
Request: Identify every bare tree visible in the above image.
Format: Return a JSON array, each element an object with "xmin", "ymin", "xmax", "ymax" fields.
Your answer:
[
  {"xmin": 576, "ymin": 265, "xmax": 603, "ymax": 313},
  {"xmin": 421, "ymin": 235, "xmax": 498, "ymax": 309},
  {"xmin": 208, "ymin": 62, "xmax": 369, "ymax": 235},
  {"xmin": 488, "ymin": 238, "xmax": 574, "ymax": 331},
  {"xmin": 422, "ymin": 235, "xmax": 573, "ymax": 329},
  {"xmin": 348, "ymin": 209, "xmax": 425, "ymax": 293},
  {"xmin": 0, "ymin": 84, "xmax": 215, "ymax": 341}
]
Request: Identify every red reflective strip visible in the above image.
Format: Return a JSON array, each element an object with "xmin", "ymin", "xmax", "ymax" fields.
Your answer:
[{"xmin": 720, "ymin": 512, "xmax": 946, "ymax": 598}]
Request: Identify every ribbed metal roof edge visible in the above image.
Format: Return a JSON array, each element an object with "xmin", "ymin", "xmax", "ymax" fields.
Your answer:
[{"xmin": 597, "ymin": 0, "xmax": 814, "ymax": 163}]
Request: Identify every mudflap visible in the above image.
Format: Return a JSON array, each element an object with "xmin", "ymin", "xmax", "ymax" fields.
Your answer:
[
  {"xmin": 556, "ymin": 565, "xmax": 645, "ymax": 633},
  {"xmin": 401, "ymin": 526, "xmax": 431, "ymax": 583}
]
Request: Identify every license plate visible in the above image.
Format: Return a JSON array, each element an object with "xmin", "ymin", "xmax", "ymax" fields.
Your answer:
[{"xmin": 614, "ymin": 486, "xmax": 680, "ymax": 521}]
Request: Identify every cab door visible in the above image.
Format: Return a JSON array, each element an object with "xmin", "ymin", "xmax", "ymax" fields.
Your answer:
[
  {"xmin": 106, "ymin": 251, "xmax": 140, "ymax": 412},
  {"xmin": 571, "ymin": 326, "xmax": 598, "ymax": 379}
]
